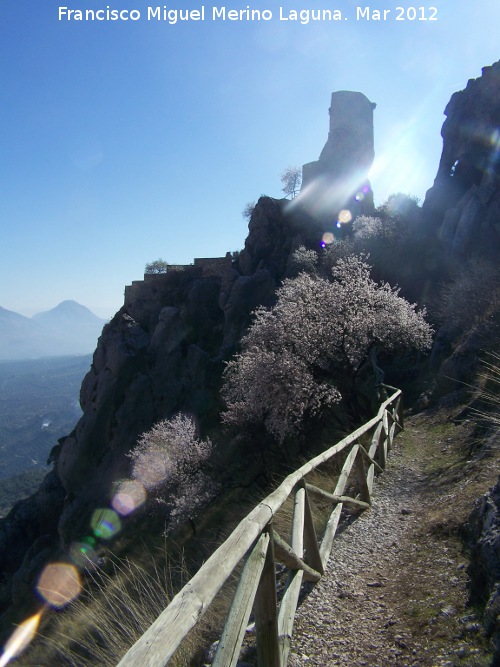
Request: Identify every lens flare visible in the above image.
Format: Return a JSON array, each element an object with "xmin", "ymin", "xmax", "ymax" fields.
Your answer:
[
  {"xmin": 112, "ymin": 479, "xmax": 147, "ymax": 516},
  {"xmin": 0, "ymin": 612, "xmax": 42, "ymax": 667},
  {"xmin": 355, "ymin": 191, "xmax": 365, "ymax": 202},
  {"xmin": 488, "ymin": 129, "xmax": 500, "ymax": 172},
  {"xmin": 133, "ymin": 454, "xmax": 169, "ymax": 490},
  {"xmin": 322, "ymin": 232, "xmax": 334, "ymax": 245},
  {"xmin": 36, "ymin": 563, "xmax": 81, "ymax": 608},
  {"xmin": 91, "ymin": 508, "xmax": 122, "ymax": 540},
  {"xmin": 69, "ymin": 540, "xmax": 99, "ymax": 568},
  {"xmin": 338, "ymin": 209, "xmax": 352, "ymax": 224}
]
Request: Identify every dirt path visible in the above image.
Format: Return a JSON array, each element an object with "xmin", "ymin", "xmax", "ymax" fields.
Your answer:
[{"xmin": 289, "ymin": 412, "xmax": 496, "ymax": 667}]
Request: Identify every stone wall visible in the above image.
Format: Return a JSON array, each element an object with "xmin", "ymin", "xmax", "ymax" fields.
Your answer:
[
  {"xmin": 163, "ymin": 264, "xmax": 188, "ymax": 273},
  {"xmin": 123, "ymin": 255, "xmax": 233, "ymax": 331},
  {"xmin": 194, "ymin": 254, "xmax": 232, "ymax": 277}
]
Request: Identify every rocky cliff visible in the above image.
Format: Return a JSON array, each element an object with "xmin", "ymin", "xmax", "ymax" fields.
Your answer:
[
  {"xmin": 422, "ymin": 61, "xmax": 500, "ymax": 398},
  {"xmin": 0, "ymin": 195, "xmax": 326, "ymax": 630},
  {"xmin": 423, "ymin": 61, "xmax": 500, "ymax": 259}
]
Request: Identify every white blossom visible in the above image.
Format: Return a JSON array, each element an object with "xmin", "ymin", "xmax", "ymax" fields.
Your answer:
[
  {"xmin": 223, "ymin": 255, "xmax": 433, "ymax": 442},
  {"xmin": 129, "ymin": 414, "xmax": 217, "ymax": 527}
]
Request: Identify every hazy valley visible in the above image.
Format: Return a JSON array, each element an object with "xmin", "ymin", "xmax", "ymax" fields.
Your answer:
[
  {"xmin": 0, "ymin": 300, "xmax": 104, "ymax": 515},
  {"xmin": 0, "ymin": 355, "xmax": 91, "ymax": 517}
]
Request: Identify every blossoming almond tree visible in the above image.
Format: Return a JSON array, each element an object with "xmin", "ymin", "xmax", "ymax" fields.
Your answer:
[
  {"xmin": 129, "ymin": 414, "xmax": 217, "ymax": 527},
  {"xmin": 223, "ymin": 255, "xmax": 433, "ymax": 442}
]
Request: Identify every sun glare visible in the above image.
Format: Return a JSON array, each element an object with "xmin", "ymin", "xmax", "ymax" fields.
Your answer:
[
  {"xmin": 368, "ymin": 91, "xmax": 444, "ymax": 203},
  {"xmin": 0, "ymin": 612, "xmax": 42, "ymax": 667},
  {"xmin": 369, "ymin": 127, "xmax": 428, "ymax": 203}
]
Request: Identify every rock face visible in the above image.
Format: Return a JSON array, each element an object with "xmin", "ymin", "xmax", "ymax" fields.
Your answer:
[
  {"xmin": 467, "ymin": 467, "xmax": 500, "ymax": 661},
  {"xmin": 421, "ymin": 61, "xmax": 500, "ymax": 397},
  {"xmin": 0, "ymin": 195, "xmax": 327, "ymax": 630},
  {"xmin": 423, "ymin": 61, "xmax": 500, "ymax": 258},
  {"xmin": 301, "ymin": 91, "xmax": 376, "ymax": 220},
  {"xmin": 0, "ymin": 471, "xmax": 66, "ymax": 613}
]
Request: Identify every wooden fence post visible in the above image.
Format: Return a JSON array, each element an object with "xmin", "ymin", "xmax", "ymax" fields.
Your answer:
[
  {"xmin": 278, "ymin": 486, "xmax": 306, "ymax": 665},
  {"xmin": 254, "ymin": 525, "xmax": 281, "ymax": 667},
  {"xmin": 386, "ymin": 410, "xmax": 395, "ymax": 452},
  {"xmin": 319, "ymin": 444, "xmax": 360, "ymax": 568},
  {"xmin": 300, "ymin": 481, "xmax": 324, "ymax": 577},
  {"xmin": 355, "ymin": 447, "xmax": 371, "ymax": 505},
  {"xmin": 378, "ymin": 412, "xmax": 388, "ymax": 469},
  {"xmin": 366, "ymin": 423, "xmax": 382, "ymax": 495},
  {"xmin": 395, "ymin": 396, "xmax": 404, "ymax": 433},
  {"xmin": 212, "ymin": 532, "xmax": 270, "ymax": 667}
]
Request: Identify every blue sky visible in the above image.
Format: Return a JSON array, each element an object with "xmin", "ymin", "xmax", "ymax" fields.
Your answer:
[{"xmin": 1, "ymin": 0, "xmax": 498, "ymax": 318}]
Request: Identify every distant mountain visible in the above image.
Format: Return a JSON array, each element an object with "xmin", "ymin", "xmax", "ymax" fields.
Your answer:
[
  {"xmin": 0, "ymin": 301, "xmax": 107, "ymax": 360},
  {"xmin": 33, "ymin": 300, "xmax": 106, "ymax": 339}
]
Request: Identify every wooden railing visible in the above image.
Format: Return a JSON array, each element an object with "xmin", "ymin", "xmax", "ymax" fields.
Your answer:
[{"xmin": 117, "ymin": 387, "xmax": 403, "ymax": 667}]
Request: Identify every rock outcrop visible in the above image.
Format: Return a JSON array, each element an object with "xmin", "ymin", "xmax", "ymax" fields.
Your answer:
[
  {"xmin": 468, "ymin": 466, "xmax": 500, "ymax": 662},
  {"xmin": 421, "ymin": 61, "xmax": 500, "ymax": 398},
  {"xmin": 423, "ymin": 61, "xmax": 500, "ymax": 259}
]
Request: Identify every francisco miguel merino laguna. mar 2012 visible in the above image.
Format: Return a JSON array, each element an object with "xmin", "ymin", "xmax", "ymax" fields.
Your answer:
[{"xmin": 57, "ymin": 5, "xmax": 440, "ymax": 22}]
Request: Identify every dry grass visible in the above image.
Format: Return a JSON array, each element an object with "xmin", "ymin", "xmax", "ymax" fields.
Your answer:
[
  {"xmin": 381, "ymin": 399, "xmax": 500, "ymax": 666},
  {"xmin": 13, "ymin": 487, "xmax": 260, "ymax": 667},
  {"xmin": 474, "ymin": 352, "xmax": 500, "ymax": 427},
  {"xmin": 15, "ymin": 548, "xmax": 209, "ymax": 667}
]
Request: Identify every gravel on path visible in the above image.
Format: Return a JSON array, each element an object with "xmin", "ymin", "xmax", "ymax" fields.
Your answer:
[{"xmin": 289, "ymin": 417, "xmax": 490, "ymax": 667}]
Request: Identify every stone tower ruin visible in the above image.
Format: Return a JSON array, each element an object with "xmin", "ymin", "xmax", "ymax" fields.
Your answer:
[{"xmin": 301, "ymin": 91, "xmax": 376, "ymax": 219}]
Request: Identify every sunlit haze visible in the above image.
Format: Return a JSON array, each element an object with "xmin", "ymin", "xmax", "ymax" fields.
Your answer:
[{"xmin": 1, "ymin": 0, "xmax": 498, "ymax": 318}]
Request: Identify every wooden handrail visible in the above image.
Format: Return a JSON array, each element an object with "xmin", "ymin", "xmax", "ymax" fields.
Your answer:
[{"xmin": 116, "ymin": 387, "xmax": 403, "ymax": 667}]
